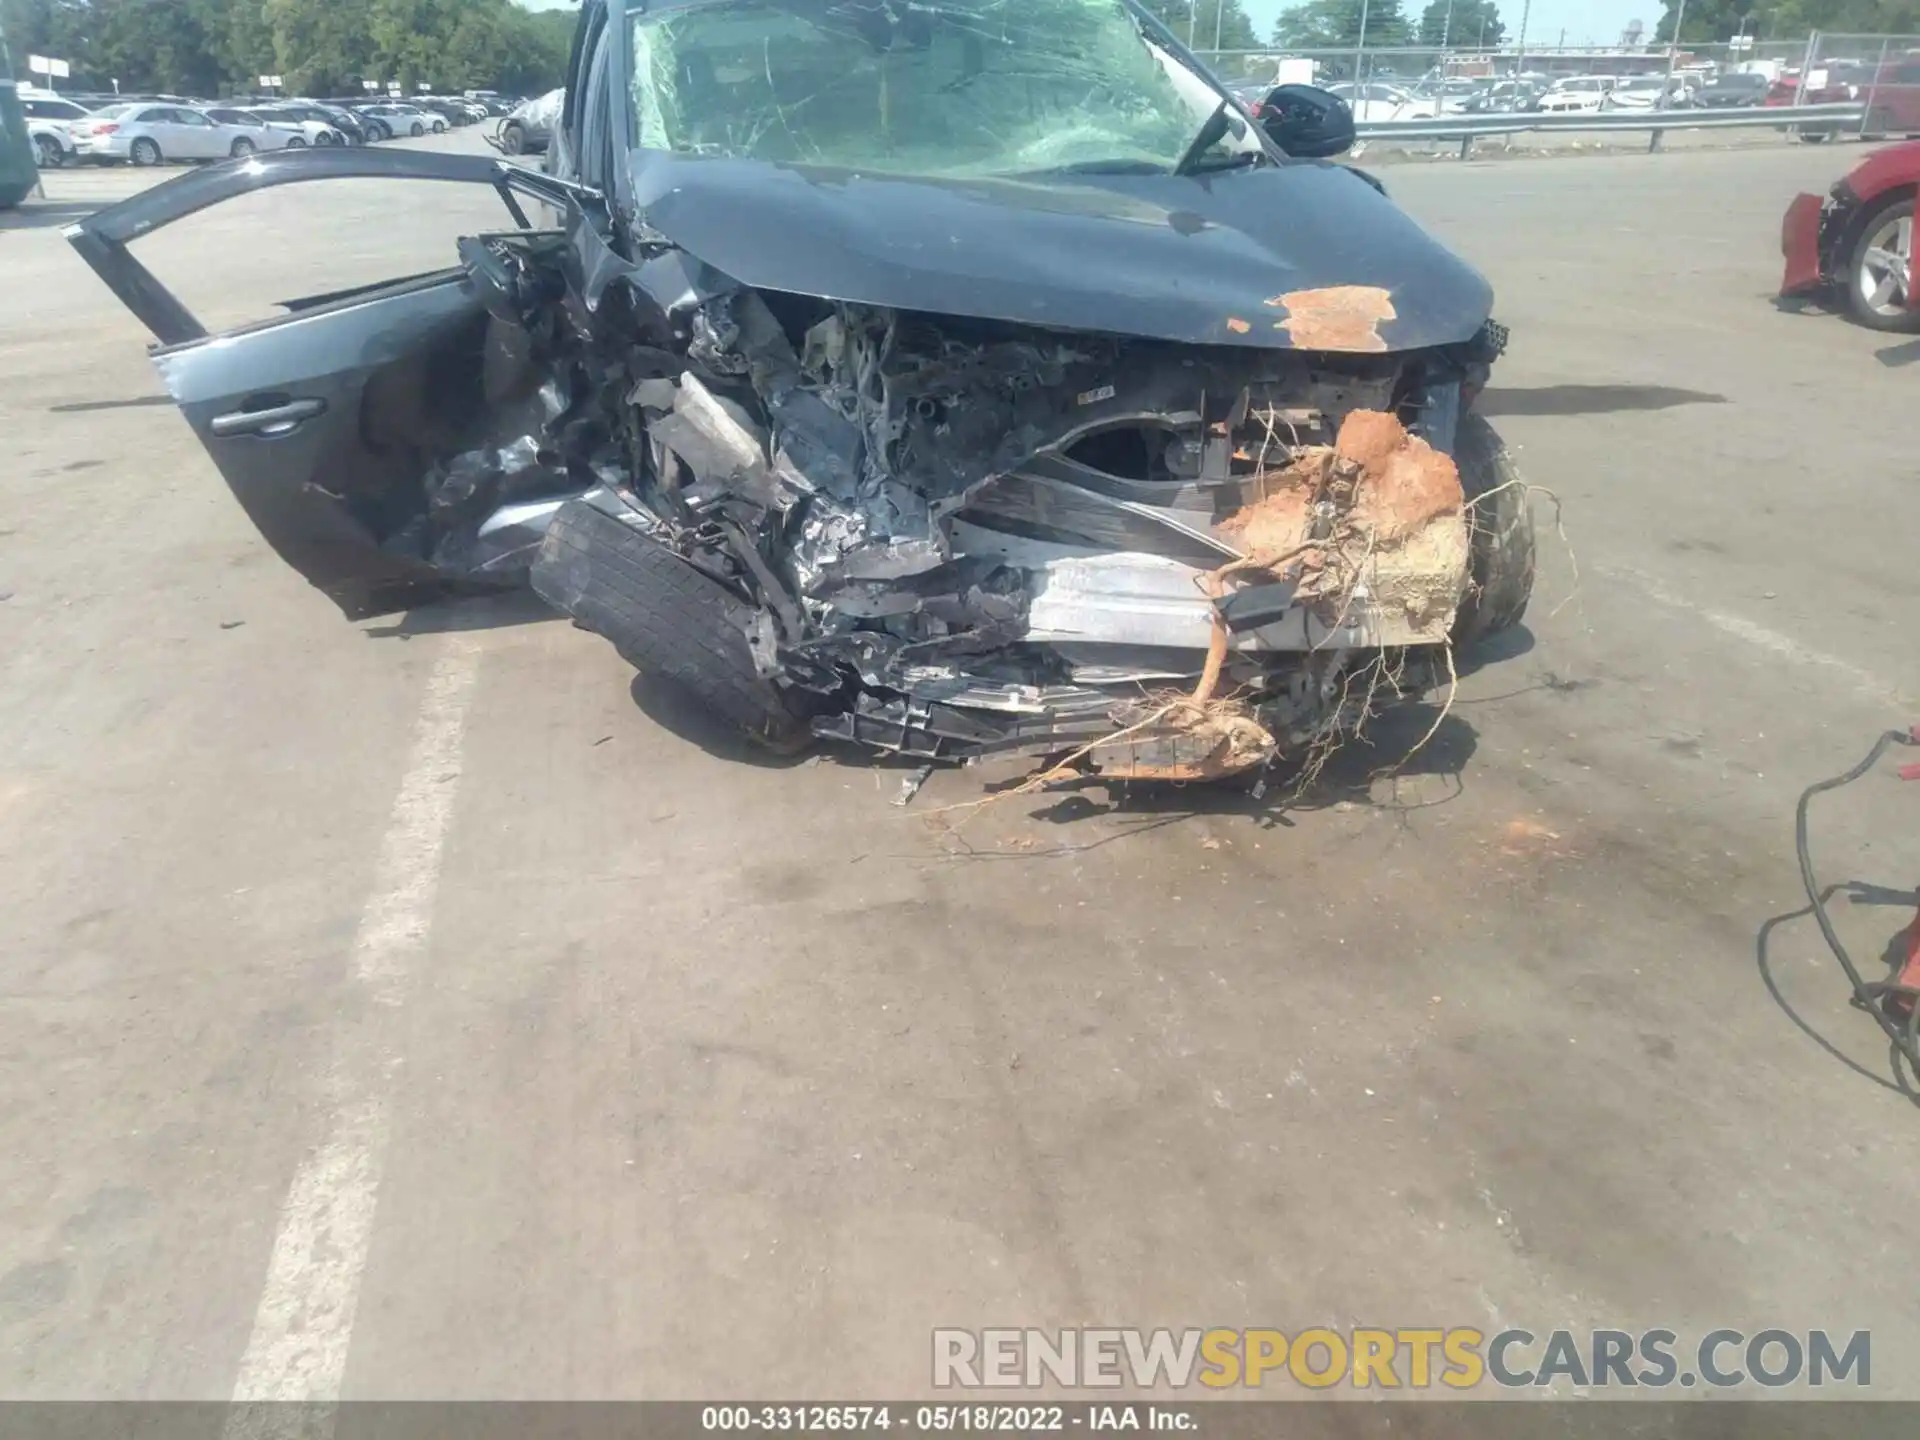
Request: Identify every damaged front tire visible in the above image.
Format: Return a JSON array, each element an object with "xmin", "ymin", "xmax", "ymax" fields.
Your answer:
[
  {"xmin": 532, "ymin": 501, "xmax": 817, "ymax": 753},
  {"xmin": 1452, "ymin": 412, "xmax": 1536, "ymax": 647}
]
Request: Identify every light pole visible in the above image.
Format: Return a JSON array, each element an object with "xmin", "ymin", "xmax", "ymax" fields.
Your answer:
[
  {"xmin": 1352, "ymin": 0, "xmax": 1372, "ymax": 84},
  {"xmin": 1515, "ymin": 0, "xmax": 1531, "ymax": 77},
  {"xmin": 1667, "ymin": 0, "xmax": 1689, "ymax": 80},
  {"xmin": 1189, "ymin": 0, "xmax": 1198, "ymax": 48}
]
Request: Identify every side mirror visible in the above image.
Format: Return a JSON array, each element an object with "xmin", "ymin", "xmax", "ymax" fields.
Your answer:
[{"xmin": 1259, "ymin": 84, "xmax": 1355, "ymax": 158}]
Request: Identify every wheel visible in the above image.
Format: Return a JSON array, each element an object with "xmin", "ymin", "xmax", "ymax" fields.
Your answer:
[
  {"xmin": 314, "ymin": 130, "xmax": 335, "ymax": 146},
  {"xmin": 1797, "ymin": 130, "xmax": 1832, "ymax": 143},
  {"xmin": 285, "ymin": 136, "xmax": 306, "ymax": 149},
  {"xmin": 368, "ymin": 121, "xmax": 390, "ymax": 142},
  {"xmin": 33, "ymin": 135, "xmax": 63, "ymax": 169},
  {"xmin": 129, "ymin": 136, "xmax": 162, "ymax": 167},
  {"xmin": 431, "ymin": 119, "xmax": 446, "ymax": 133},
  {"xmin": 1451, "ymin": 412, "xmax": 1536, "ymax": 647},
  {"xmin": 1844, "ymin": 193, "xmax": 1917, "ymax": 333},
  {"xmin": 230, "ymin": 136, "xmax": 255, "ymax": 157},
  {"xmin": 531, "ymin": 500, "xmax": 817, "ymax": 751},
  {"xmin": 409, "ymin": 121, "xmax": 425, "ymax": 137},
  {"xmin": 500, "ymin": 122, "xmax": 527, "ymax": 155}
]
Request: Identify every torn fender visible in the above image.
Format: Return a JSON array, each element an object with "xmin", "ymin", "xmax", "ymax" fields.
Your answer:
[{"xmin": 1779, "ymin": 191, "xmax": 1826, "ymax": 297}]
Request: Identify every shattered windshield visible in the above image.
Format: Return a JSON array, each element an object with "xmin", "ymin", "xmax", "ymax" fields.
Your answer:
[{"xmin": 626, "ymin": 0, "xmax": 1250, "ymax": 177}]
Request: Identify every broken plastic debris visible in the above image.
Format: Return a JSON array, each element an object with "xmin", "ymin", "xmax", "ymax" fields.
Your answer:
[{"xmin": 892, "ymin": 764, "xmax": 936, "ymax": 808}]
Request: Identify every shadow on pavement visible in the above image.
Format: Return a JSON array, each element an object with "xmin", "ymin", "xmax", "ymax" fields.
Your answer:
[
  {"xmin": 1875, "ymin": 337, "xmax": 1920, "ymax": 367},
  {"xmin": 0, "ymin": 198, "xmax": 98, "ymax": 231},
  {"xmin": 363, "ymin": 588, "xmax": 560, "ymax": 639},
  {"xmin": 627, "ymin": 672, "xmax": 817, "ymax": 770},
  {"xmin": 1455, "ymin": 621, "xmax": 1535, "ymax": 676},
  {"xmin": 1477, "ymin": 384, "xmax": 1728, "ymax": 416}
]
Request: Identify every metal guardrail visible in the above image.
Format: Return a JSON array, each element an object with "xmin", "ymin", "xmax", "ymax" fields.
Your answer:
[{"xmin": 1353, "ymin": 102, "xmax": 1869, "ymax": 156}]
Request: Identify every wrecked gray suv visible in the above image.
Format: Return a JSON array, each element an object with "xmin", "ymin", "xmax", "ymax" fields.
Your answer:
[{"xmin": 71, "ymin": 0, "xmax": 1533, "ymax": 780}]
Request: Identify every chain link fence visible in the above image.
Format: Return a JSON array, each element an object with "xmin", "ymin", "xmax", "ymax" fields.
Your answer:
[
  {"xmin": 1804, "ymin": 32, "xmax": 1920, "ymax": 138},
  {"xmin": 1188, "ymin": 33, "xmax": 1916, "ymax": 95}
]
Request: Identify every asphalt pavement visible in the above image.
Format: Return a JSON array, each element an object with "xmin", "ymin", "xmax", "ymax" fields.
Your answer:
[{"xmin": 3, "ymin": 136, "xmax": 1919, "ymax": 1401}]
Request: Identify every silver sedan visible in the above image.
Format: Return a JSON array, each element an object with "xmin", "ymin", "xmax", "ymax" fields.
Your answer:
[{"xmin": 70, "ymin": 103, "xmax": 263, "ymax": 166}]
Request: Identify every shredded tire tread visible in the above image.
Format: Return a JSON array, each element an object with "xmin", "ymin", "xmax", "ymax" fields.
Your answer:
[{"xmin": 1452, "ymin": 411, "xmax": 1536, "ymax": 645}]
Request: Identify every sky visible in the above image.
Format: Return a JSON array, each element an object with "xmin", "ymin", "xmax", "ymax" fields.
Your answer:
[
  {"xmin": 1238, "ymin": 0, "xmax": 1653, "ymax": 49},
  {"xmin": 515, "ymin": 0, "xmax": 1659, "ymax": 52}
]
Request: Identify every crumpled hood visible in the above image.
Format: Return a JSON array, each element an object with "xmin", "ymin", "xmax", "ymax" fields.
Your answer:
[{"xmin": 627, "ymin": 153, "xmax": 1493, "ymax": 352}]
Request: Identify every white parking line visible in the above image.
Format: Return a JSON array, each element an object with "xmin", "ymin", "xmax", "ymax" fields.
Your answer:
[
  {"xmin": 1602, "ymin": 564, "xmax": 1911, "ymax": 709},
  {"xmin": 226, "ymin": 646, "xmax": 481, "ymax": 1415}
]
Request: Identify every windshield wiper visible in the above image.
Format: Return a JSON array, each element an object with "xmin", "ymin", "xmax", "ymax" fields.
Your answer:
[
  {"xmin": 1172, "ymin": 101, "xmax": 1234, "ymax": 177},
  {"xmin": 1040, "ymin": 159, "xmax": 1166, "ymax": 176},
  {"xmin": 1181, "ymin": 149, "xmax": 1265, "ymax": 176}
]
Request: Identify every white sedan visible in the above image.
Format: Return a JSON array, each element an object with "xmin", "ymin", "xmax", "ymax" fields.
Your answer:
[
  {"xmin": 251, "ymin": 106, "xmax": 351, "ymax": 145},
  {"xmin": 1535, "ymin": 77, "xmax": 1615, "ymax": 113},
  {"xmin": 1602, "ymin": 76, "xmax": 1696, "ymax": 110},
  {"xmin": 70, "ymin": 103, "xmax": 265, "ymax": 166},
  {"xmin": 205, "ymin": 107, "xmax": 342, "ymax": 150},
  {"xmin": 1324, "ymin": 83, "xmax": 1441, "ymax": 123}
]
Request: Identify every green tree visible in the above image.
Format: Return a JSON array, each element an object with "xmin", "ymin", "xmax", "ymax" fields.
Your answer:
[
  {"xmin": 0, "ymin": 0, "xmax": 582, "ymax": 99},
  {"xmin": 85, "ymin": 0, "xmax": 224, "ymax": 95},
  {"xmin": 1652, "ymin": 0, "xmax": 1759, "ymax": 42},
  {"xmin": 497, "ymin": 5, "xmax": 573, "ymax": 94},
  {"xmin": 1273, "ymin": 0, "xmax": 1412, "ymax": 47},
  {"xmin": 265, "ymin": 0, "xmax": 376, "ymax": 94},
  {"xmin": 1134, "ymin": 1, "xmax": 1262, "ymax": 51},
  {"xmin": 1416, "ymin": 0, "xmax": 1504, "ymax": 46}
]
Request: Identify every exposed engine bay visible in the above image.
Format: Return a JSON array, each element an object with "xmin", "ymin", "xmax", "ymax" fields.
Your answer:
[{"xmin": 404, "ymin": 230, "xmax": 1521, "ymax": 777}]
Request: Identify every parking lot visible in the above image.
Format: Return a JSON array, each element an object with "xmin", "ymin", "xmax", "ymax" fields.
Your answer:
[{"xmin": 4, "ymin": 134, "xmax": 1920, "ymax": 1401}]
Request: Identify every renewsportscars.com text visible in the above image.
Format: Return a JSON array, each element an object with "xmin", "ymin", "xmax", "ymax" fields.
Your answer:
[{"xmin": 932, "ymin": 1327, "xmax": 1871, "ymax": 1391}]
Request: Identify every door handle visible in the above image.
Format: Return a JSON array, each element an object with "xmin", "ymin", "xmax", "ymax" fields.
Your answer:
[{"xmin": 210, "ymin": 397, "xmax": 327, "ymax": 438}]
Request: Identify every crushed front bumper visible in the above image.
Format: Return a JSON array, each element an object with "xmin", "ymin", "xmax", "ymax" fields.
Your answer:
[{"xmin": 1780, "ymin": 190, "xmax": 1828, "ymax": 296}]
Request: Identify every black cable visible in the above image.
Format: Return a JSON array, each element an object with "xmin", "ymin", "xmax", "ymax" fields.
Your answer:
[{"xmin": 1795, "ymin": 728, "xmax": 1920, "ymax": 1101}]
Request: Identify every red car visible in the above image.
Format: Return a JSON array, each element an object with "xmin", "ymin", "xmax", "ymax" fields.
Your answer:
[
  {"xmin": 1855, "ymin": 55, "xmax": 1920, "ymax": 136},
  {"xmin": 1765, "ymin": 57, "xmax": 1920, "ymax": 141},
  {"xmin": 1780, "ymin": 140, "xmax": 1919, "ymax": 331}
]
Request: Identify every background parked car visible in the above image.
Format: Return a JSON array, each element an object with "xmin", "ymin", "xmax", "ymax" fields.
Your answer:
[
  {"xmin": 1462, "ymin": 79, "xmax": 1543, "ymax": 113},
  {"xmin": 1695, "ymin": 72, "xmax": 1771, "ymax": 107},
  {"xmin": 20, "ymin": 94, "xmax": 90, "ymax": 168},
  {"xmin": 20, "ymin": 94, "xmax": 92, "ymax": 125},
  {"xmin": 490, "ymin": 88, "xmax": 562, "ymax": 155},
  {"xmin": 204, "ymin": 107, "xmax": 311, "ymax": 151},
  {"xmin": 1766, "ymin": 70, "xmax": 1863, "ymax": 143},
  {"xmin": 26, "ymin": 116, "xmax": 75, "ymax": 169},
  {"xmin": 1323, "ymin": 82, "xmax": 1439, "ymax": 123},
  {"xmin": 355, "ymin": 102, "xmax": 446, "ymax": 139},
  {"xmin": 1425, "ymin": 78, "xmax": 1485, "ymax": 114},
  {"xmin": 291, "ymin": 101, "xmax": 369, "ymax": 144},
  {"xmin": 246, "ymin": 105, "xmax": 350, "ymax": 146},
  {"xmin": 70, "ymin": 103, "xmax": 261, "ymax": 165},
  {"xmin": 1603, "ymin": 75, "xmax": 1696, "ymax": 110},
  {"xmin": 419, "ymin": 97, "xmax": 487, "ymax": 126},
  {"xmin": 1858, "ymin": 56, "xmax": 1920, "ymax": 137},
  {"xmin": 1536, "ymin": 76, "xmax": 1615, "ymax": 113}
]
